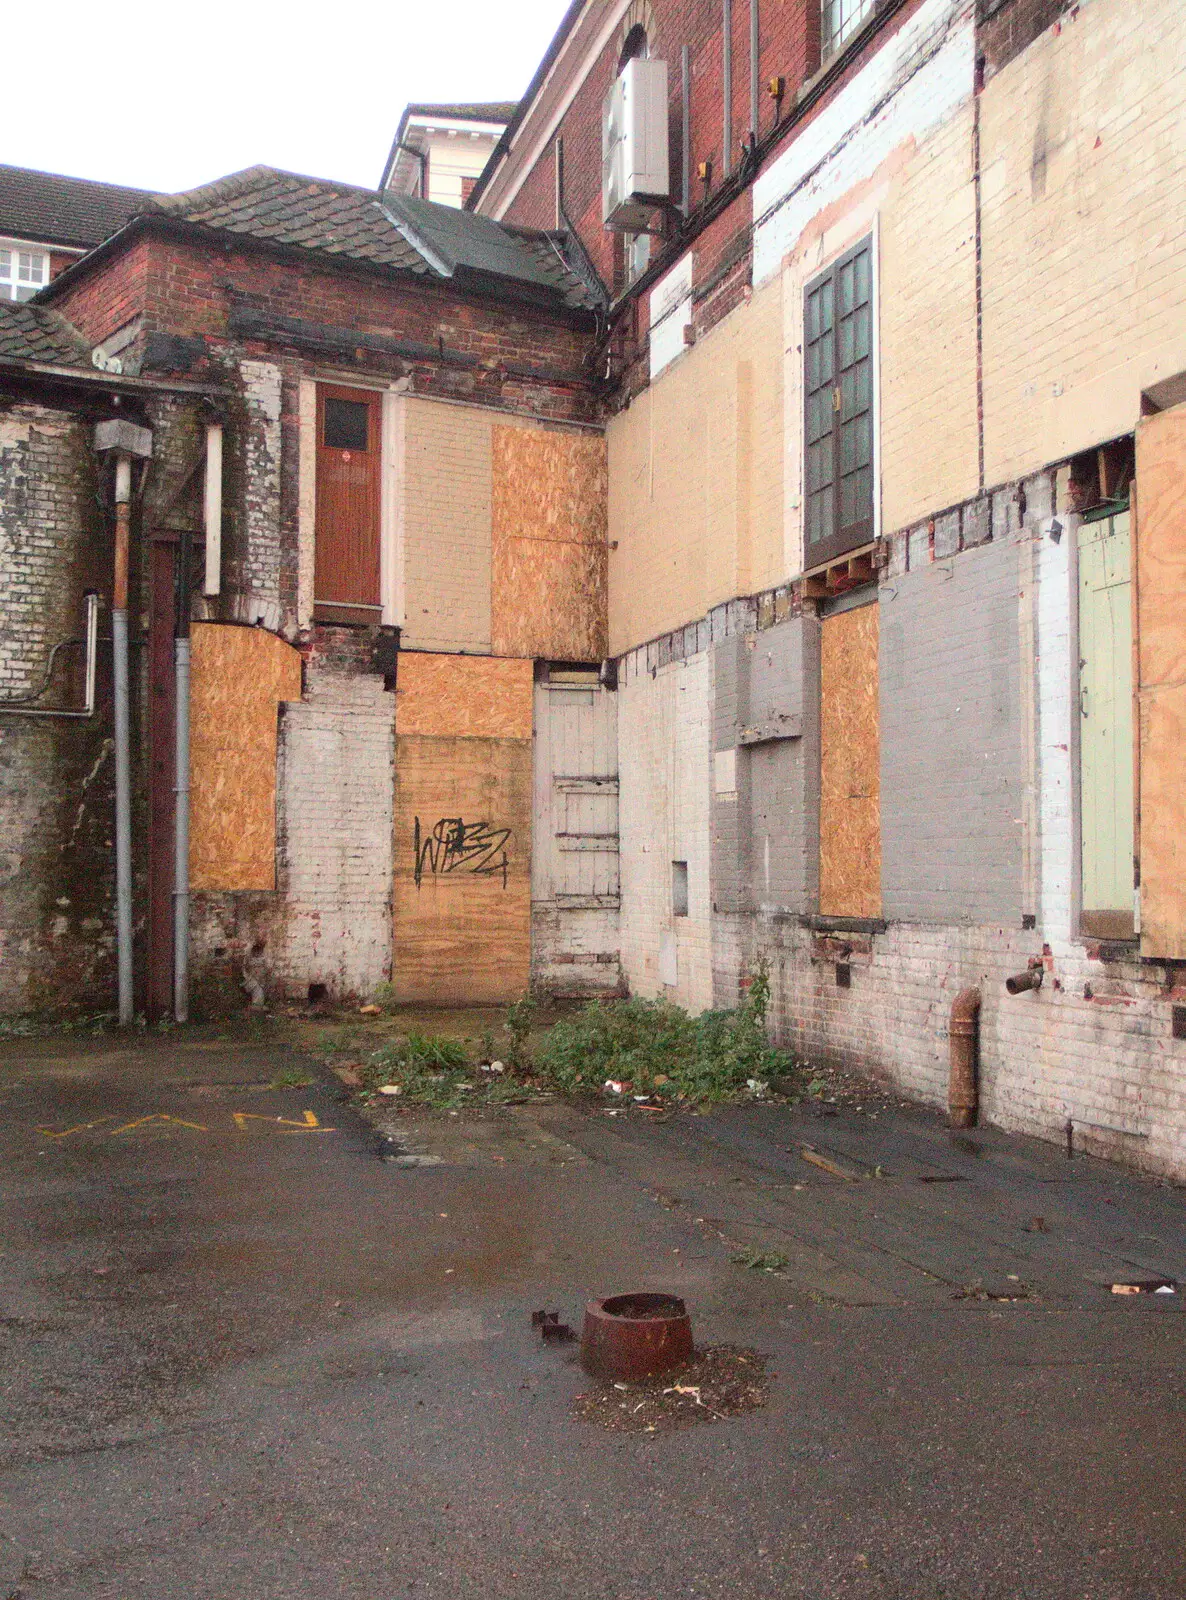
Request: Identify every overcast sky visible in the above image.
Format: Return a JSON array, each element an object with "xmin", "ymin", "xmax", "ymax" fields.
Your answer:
[{"xmin": 6, "ymin": 0, "xmax": 570, "ymax": 196}]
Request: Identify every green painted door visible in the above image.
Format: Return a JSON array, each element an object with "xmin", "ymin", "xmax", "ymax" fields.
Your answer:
[{"xmin": 1078, "ymin": 510, "xmax": 1135, "ymax": 937}]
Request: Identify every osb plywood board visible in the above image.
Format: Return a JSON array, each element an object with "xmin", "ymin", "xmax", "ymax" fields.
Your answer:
[
  {"xmin": 1140, "ymin": 685, "xmax": 1186, "ymax": 960},
  {"xmin": 819, "ymin": 604, "xmax": 881, "ymax": 918},
  {"xmin": 395, "ymin": 652, "xmax": 533, "ymax": 740},
  {"xmin": 391, "ymin": 734, "xmax": 532, "ymax": 1003},
  {"xmin": 1136, "ymin": 407, "xmax": 1186, "ymax": 957},
  {"xmin": 491, "ymin": 424, "xmax": 608, "ymax": 661},
  {"xmin": 189, "ymin": 623, "xmax": 303, "ymax": 892},
  {"xmin": 1136, "ymin": 407, "xmax": 1186, "ymax": 690}
]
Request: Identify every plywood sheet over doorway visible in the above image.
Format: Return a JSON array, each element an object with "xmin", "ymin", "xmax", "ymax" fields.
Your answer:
[
  {"xmin": 490, "ymin": 425, "xmax": 607, "ymax": 662},
  {"xmin": 819, "ymin": 603, "xmax": 881, "ymax": 917},
  {"xmin": 392, "ymin": 735, "xmax": 532, "ymax": 1004},
  {"xmin": 189, "ymin": 623, "xmax": 303, "ymax": 891},
  {"xmin": 1135, "ymin": 405, "xmax": 1186, "ymax": 958}
]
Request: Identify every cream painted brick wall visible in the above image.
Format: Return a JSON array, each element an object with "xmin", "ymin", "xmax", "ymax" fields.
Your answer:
[
  {"xmin": 400, "ymin": 398, "xmax": 492, "ymax": 653},
  {"xmin": 618, "ymin": 651, "xmax": 713, "ymax": 1011},
  {"xmin": 981, "ymin": 0, "xmax": 1186, "ymax": 480},
  {"xmin": 274, "ymin": 668, "xmax": 395, "ymax": 999},
  {"xmin": 879, "ymin": 104, "xmax": 981, "ymax": 531},
  {"xmin": 607, "ymin": 276, "xmax": 783, "ymax": 657}
]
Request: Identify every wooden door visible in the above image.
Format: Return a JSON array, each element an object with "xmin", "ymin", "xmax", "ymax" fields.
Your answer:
[
  {"xmin": 819, "ymin": 603, "xmax": 880, "ymax": 918},
  {"xmin": 1078, "ymin": 511, "xmax": 1135, "ymax": 938},
  {"xmin": 314, "ymin": 384, "xmax": 382, "ymax": 624}
]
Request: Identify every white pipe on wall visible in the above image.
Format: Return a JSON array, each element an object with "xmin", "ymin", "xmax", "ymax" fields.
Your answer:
[{"xmin": 203, "ymin": 423, "xmax": 223, "ymax": 597}]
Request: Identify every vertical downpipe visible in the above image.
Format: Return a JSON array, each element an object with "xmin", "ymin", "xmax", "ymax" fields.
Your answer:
[
  {"xmin": 749, "ymin": 0, "xmax": 760, "ymax": 137},
  {"xmin": 681, "ymin": 45, "xmax": 691, "ymax": 214},
  {"xmin": 722, "ymin": 0, "xmax": 733, "ymax": 177},
  {"xmin": 173, "ymin": 520, "xmax": 193, "ymax": 1025},
  {"xmin": 112, "ymin": 454, "xmax": 134, "ymax": 1025}
]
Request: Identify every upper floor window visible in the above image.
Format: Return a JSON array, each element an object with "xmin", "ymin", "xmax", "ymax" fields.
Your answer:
[
  {"xmin": 821, "ymin": 0, "xmax": 876, "ymax": 62},
  {"xmin": 0, "ymin": 243, "xmax": 48, "ymax": 302},
  {"xmin": 804, "ymin": 237, "xmax": 875, "ymax": 565}
]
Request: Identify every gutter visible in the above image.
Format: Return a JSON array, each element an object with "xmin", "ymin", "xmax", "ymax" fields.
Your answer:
[{"xmin": 0, "ymin": 352, "xmax": 227, "ymax": 398}]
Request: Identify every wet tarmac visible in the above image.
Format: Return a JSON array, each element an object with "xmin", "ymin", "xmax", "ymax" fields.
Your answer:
[{"xmin": 1, "ymin": 1031, "xmax": 1184, "ymax": 1597}]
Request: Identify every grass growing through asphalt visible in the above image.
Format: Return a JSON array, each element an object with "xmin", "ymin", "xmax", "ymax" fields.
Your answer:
[{"xmin": 355, "ymin": 964, "xmax": 793, "ymax": 1111}]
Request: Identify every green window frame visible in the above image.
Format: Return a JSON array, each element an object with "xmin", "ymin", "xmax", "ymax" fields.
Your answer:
[{"xmin": 804, "ymin": 236, "xmax": 875, "ymax": 567}]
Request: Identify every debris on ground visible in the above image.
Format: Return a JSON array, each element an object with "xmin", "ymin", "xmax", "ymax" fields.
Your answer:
[
  {"xmin": 732, "ymin": 1247, "xmax": 790, "ymax": 1274},
  {"xmin": 359, "ymin": 1004, "xmax": 382, "ymax": 1017},
  {"xmin": 530, "ymin": 1309, "xmax": 577, "ymax": 1343},
  {"xmin": 952, "ymin": 1280, "xmax": 1035, "ymax": 1303},
  {"xmin": 1110, "ymin": 1279, "xmax": 1176, "ymax": 1296},
  {"xmin": 331, "ymin": 1064, "xmax": 363, "ymax": 1088},
  {"xmin": 575, "ymin": 1345, "xmax": 769, "ymax": 1434}
]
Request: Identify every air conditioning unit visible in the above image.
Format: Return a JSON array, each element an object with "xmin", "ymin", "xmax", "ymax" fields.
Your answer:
[{"xmin": 602, "ymin": 57, "xmax": 670, "ymax": 230}]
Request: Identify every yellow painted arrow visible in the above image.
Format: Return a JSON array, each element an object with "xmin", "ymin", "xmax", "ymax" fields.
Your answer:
[{"xmin": 232, "ymin": 1109, "xmax": 334, "ymax": 1133}]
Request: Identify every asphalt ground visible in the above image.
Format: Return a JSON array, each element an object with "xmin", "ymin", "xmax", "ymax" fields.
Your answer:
[{"xmin": 1, "ymin": 1031, "xmax": 1184, "ymax": 1599}]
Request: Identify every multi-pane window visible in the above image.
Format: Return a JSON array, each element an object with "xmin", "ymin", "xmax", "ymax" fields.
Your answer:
[
  {"xmin": 0, "ymin": 245, "xmax": 49, "ymax": 302},
  {"xmin": 804, "ymin": 237, "xmax": 874, "ymax": 565},
  {"xmin": 821, "ymin": 0, "xmax": 876, "ymax": 61}
]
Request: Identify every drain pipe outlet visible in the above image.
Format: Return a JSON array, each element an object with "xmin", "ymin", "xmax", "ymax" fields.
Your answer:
[
  {"xmin": 1005, "ymin": 964, "xmax": 1044, "ymax": 995},
  {"xmin": 948, "ymin": 987, "xmax": 981, "ymax": 1129}
]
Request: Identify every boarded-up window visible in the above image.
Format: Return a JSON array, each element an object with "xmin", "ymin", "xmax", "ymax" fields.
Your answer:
[
  {"xmin": 805, "ymin": 238, "xmax": 874, "ymax": 567},
  {"xmin": 314, "ymin": 383, "xmax": 382, "ymax": 625},
  {"xmin": 819, "ymin": 602, "xmax": 880, "ymax": 918}
]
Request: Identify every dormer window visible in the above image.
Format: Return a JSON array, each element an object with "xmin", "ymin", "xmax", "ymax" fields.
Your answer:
[
  {"xmin": 821, "ymin": 0, "xmax": 875, "ymax": 62},
  {"xmin": 0, "ymin": 242, "xmax": 48, "ymax": 302}
]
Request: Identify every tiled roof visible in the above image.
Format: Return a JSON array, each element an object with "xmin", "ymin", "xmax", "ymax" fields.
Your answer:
[
  {"xmin": 141, "ymin": 167, "xmax": 596, "ymax": 310},
  {"xmin": 0, "ymin": 300, "xmax": 92, "ymax": 366},
  {"xmin": 0, "ymin": 163, "xmax": 153, "ymax": 250}
]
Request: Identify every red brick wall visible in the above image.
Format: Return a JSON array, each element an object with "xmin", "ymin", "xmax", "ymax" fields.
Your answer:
[
  {"xmin": 51, "ymin": 231, "xmax": 600, "ymax": 424},
  {"xmin": 51, "ymin": 234, "xmax": 152, "ymax": 345},
  {"xmin": 494, "ymin": 0, "xmax": 933, "ymax": 376}
]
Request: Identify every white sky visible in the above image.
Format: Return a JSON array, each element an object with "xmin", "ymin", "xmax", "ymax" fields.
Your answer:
[{"xmin": 6, "ymin": 0, "xmax": 571, "ymax": 195}]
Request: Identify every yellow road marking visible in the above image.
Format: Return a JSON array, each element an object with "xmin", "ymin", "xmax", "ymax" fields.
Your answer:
[
  {"xmin": 110, "ymin": 1114, "xmax": 209, "ymax": 1135},
  {"xmin": 232, "ymin": 1109, "xmax": 334, "ymax": 1133},
  {"xmin": 35, "ymin": 1116, "xmax": 116, "ymax": 1140}
]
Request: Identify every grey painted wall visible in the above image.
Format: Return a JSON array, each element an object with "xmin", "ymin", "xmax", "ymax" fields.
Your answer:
[
  {"xmin": 711, "ymin": 617, "xmax": 817, "ymax": 918},
  {"xmin": 879, "ymin": 540, "xmax": 1022, "ymax": 925}
]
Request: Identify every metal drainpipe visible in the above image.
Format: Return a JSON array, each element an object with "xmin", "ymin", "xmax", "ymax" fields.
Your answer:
[
  {"xmin": 173, "ymin": 526, "xmax": 193, "ymax": 1024},
  {"xmin": 722, "ymin": 0, "xmax": 733, "ymax": 177},
  {"xmin": 948, "ymin": 987, "xmax": 981, "ymax": 1128},
  {"xmin": 112, "ymin": 455, "xmax": 134, "ymax": 1026}
]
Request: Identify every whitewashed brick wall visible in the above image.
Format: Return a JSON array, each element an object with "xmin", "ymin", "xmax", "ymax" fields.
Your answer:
[
  {"xmin": 235, "ymin": 360, "xmax": 284, "ymax": 632},
  {"xmin": 274, "ymin": 667, "xmax": 395, "ymax": 1000},
  {"xmin": 618, "ymin": 650, "xmax": 713, "ymax": 1011}
]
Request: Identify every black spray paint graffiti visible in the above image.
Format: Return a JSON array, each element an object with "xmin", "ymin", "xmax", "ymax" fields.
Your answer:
[{"xmin": 413, "ymin": 818, "xmax": 513, "ymax": 889}]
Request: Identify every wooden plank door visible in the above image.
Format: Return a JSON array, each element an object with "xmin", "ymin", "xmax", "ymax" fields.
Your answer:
[
  {"xmin": 314, "ymin": 384, "xmax": 382, "ymax": 624},
  {"xmin": 819, "ymin": 603, "xmax": 880, "ymax": 917},
  {"xmin": 1078, "ymin": 511, "xmax": 1135, "ymax": 938}
]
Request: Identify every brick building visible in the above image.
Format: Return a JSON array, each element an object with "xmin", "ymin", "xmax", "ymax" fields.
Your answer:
[
  {"xmin": 3, "ymin": 0, "xmax": 1186, "ymax": 1181},
  {"xmin": 2, "ymin": 164, "xmax": 615, "ymax": 1020},
  {"xmin": 469, "ymin": 0, "xmax": 1186, "ymax": 1179}
]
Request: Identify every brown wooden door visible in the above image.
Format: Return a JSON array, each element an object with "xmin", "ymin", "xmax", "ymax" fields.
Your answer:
[{"xmin": 314, "ymin": 384, "xmax": 382, "ymax": 624}]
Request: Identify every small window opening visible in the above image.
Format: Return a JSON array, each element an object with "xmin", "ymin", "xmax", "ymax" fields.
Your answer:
[
  {"xmin": 1069, "ymin": 436, "xmax": 1134, "ymax": 521},
  {"xmin": 323, "ymin": 397, "xmax": 370, "ymax": 451},
  {"xmin": 672, "ymin": 861, "xmax": 689, "ymax": 917},
  {"xmin": 821, "ymin": 0, "xmax": 875, "ymax": 62}
]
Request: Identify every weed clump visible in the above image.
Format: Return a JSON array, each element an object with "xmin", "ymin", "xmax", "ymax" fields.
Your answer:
[{"xmin": 533, "ymin": 963, "xmax": 784, "ymax": 1103}]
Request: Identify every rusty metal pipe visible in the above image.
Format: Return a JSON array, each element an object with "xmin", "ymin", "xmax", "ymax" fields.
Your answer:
[
  {"xmin": 948, "ymin": 987, "xmax": 981, "ymax": 1129},
  {"xmin": 1005, "ymin": 967, "xmax": 1044, "ymax": 995}
]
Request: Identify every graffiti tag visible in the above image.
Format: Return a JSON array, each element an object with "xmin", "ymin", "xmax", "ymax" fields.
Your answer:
[{"xmin": 413, "ymin": 817, "xmax": 513, "ymax": 889}]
